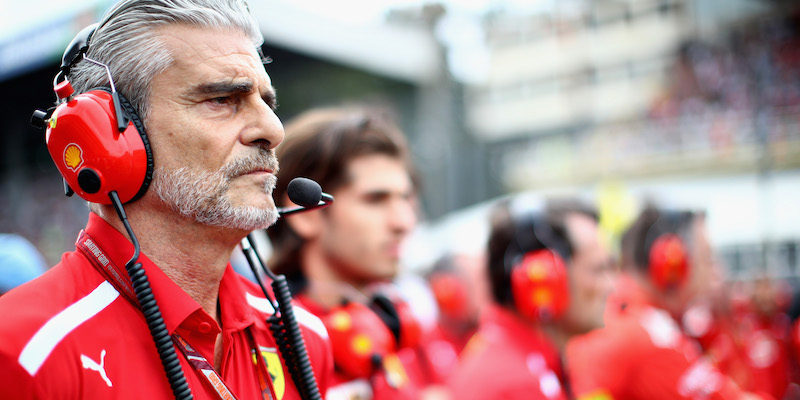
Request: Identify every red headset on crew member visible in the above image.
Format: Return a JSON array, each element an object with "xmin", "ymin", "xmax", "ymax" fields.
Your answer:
[{"xmin": 448, "ymin": 197, "xmax": 615, "ymax": 400}]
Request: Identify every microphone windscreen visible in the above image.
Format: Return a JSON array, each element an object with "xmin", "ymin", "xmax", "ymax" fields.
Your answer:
[{"xmin": 287, "ymin": 177, "xmax": 322, "ymax": 208}]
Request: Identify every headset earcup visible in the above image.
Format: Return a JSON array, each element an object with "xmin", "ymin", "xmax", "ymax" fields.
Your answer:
[
  {"xmin": 649, "ymin": 234, "xmax": 690, "ymax": 290},
  {"xmin": 115, "ymin": 91, "xmax": 153, "ymax": 202},
  {"xmin": 510, "ymin": 249, "xmax": 570, "ymax": 321},
  {"xmin": 430, "ymin": 273, "xmax": 469, "ymax": 320},
  {"xmin": 322, "ymin": 302, "xmax": 396, "ymax": 379},
  {"xmin": 45, "ymin": 88, "xmax": 152, "ymax": 204}
]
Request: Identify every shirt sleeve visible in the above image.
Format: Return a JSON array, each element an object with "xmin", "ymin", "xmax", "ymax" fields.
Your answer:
[{"xmin": 0, "ymin": 350, "xmax": 47, "ymax": 400}]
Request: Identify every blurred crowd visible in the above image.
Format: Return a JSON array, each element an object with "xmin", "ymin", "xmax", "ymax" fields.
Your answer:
[
  {"xmin": 530, "ymin": 11, "xmax": 800, "ymax": 182},
  {"xmin": 644, "ymin": 11, "xmax": 800, "ymax": 157}
]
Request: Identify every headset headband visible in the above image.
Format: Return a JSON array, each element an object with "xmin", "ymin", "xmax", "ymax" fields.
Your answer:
[{"xmin": 61, "ymin": 23, "xmax": 99, "ymax": 75}]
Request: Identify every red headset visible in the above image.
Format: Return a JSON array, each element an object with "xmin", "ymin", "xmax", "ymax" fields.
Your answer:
[
  {"xmin": 510, "ymin": 249, "xmax": 570, "ymax": 322},
  {"xmin": 643, "ymin": 210, "xmax": 693, "ymax": 291},
  {"xmin": 506, "ymin": 214, "xmax": 571, "ymax": 322},
  {"xmin": 429, "ymin": 272, "xmax": 469, "ymax": 320},
  {"xmin": 321, "ymin": 295, "xmax": 421, "ymax": 380},
  {"xmin": 648, "ymin": 233, "xmax": 690, "ymax": 290},
  {"xmin": 322, "ymin": 301, "xmax": 396, "ymax": 379},
  {"xmin": 32, "ymin": 23, "xmax": 153, "ymax": 205}
]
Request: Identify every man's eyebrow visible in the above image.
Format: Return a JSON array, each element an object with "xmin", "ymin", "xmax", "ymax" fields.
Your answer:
[{"xmin": 192, "ymin": 80, "xmax": 254, "ymax": 95}]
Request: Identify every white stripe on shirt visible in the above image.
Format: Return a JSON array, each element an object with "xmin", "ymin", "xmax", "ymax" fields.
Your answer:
[
  {"xmin": 18, "ymin": 281, "xmax": 120, "ymax": 376},
  {"xmin": 294, "ymin": 305, "xmax": 329, "ymax": 340},
  {"xmin": 245, "ymin": 291, "xmax": 328, "ymax": 339}
]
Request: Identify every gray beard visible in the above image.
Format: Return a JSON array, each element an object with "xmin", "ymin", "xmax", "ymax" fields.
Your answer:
[{"xmin": 151, "ymin": 152, "xmax": 280, "ymax": 231}]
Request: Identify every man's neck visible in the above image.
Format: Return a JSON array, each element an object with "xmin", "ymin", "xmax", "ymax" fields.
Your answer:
[
  {"xmin": 96, "ymin": 204, "xmax": 243, "ymax": 321},
  {"xmin": 300, "ymin": 246, "xmax": 369, "ymax": 309},
  {"xmin": 541, "ymin": 323, "xmax": 569, "ymax": 355},
  {"xmin": 630, "ymin": 272, "xmax": 684, "ymax": 320}
]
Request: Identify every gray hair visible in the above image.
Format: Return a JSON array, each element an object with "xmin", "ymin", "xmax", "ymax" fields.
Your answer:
[{"xmin": 68, "ymin": 0, "xmax": 263, "ymax": 125}]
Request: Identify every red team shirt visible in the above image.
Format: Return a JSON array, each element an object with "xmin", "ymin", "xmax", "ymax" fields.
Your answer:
[
  {"xmin": 566, "ymin": 279, "xmax": 772, "ymax": 400},
  {"xmin": 0, "ymin": 213, "xmax": 333, "ymax": 399},
  {"xmin": 447, "ymin": 305, "xmax": 568, "ymax": 400}
]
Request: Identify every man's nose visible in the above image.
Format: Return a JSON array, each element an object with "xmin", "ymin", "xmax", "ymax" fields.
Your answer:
[{"xmin": 241, "ymin": 95, "xmax": 284, "ymax": 150}]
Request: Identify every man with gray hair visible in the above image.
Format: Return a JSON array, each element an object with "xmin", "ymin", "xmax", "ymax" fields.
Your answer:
[{"xmin": 0, "ymin": 1, "xmax": 332, "ymax": 399}]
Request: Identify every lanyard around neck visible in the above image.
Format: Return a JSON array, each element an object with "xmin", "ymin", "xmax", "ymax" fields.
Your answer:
[
  {"xmin": 77, "ymin": 230, "xmax": 278, "ymax": 400},
  {"xmin": 173, "ymin": 331, "xmax": 276, "ymax": 400}
]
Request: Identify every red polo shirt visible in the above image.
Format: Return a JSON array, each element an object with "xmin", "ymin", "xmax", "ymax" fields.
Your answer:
[
  {"xmin": 0, "ymin": 213, "xmax": 332, "ymax": 399},
  {"xmin": 566, "ymin": 280, "xmax": 772, "ymax": 400},
  {"xmin": 447, "ymin": 305, "xmax": 568, "ymax": 400}
]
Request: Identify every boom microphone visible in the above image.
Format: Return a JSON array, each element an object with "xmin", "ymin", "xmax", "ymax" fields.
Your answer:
[{"xmin": 278, "ymin": 177, "xmax": 334, "ymax": 216}]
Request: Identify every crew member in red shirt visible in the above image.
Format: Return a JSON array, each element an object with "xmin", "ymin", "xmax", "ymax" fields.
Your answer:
[
  {"xmin": 419, "ymin": 251, "xmax": 490, "ymax": 384},
  {"xmin": 567, "ymin": 205, "xmax": 769, "ymax": 400},
  {"xmin": 737, "ymin": 277, "xmax": 792, "ymax": 399},
  {"xmin": 0, "ymin": 1, "xmax": 332, "ymax": 398},
  {"xmin": 266, "ymin": 107, "xmax": 428, "ymax": 399},
  {"xmin": 448, "ymin": 197, "xmax": 615, "ymax": 399}
]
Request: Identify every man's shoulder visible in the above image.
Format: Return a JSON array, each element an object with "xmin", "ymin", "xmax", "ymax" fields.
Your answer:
[
  {"xmin": 0, "ymin": 253, "xmax": 119, "ymax": 368},
  {"xmin": 0, "ymin": 257, "xmax": 140, "ymax": 398},
  {"xmin": 0, "ymin": 253, "xmax": 108, "ymax": 334},
  {"xmin": 232, "ymin": 275, "xmax": 329, "ymax": 342}
]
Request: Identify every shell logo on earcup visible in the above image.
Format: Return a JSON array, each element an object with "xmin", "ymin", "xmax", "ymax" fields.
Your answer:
[
  {"xmin": 532, "ymin": 287, "xmax": 553, "ymax": 308},
  {"xmin": 351, "ymin": 333, "xmax": 374, "ymax": 357},
  {"xmin": 527, "ymin": 259, "xmax": 550, "ymax": 281},
  {"xmin": 45, "ymin": 89, "xmax": 152, "ymax": 204},
  {"xmin": 64, "ymin": 144, "xmax": 84, "ymax": 172}
]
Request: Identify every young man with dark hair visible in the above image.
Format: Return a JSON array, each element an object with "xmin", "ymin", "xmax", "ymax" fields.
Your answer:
[{"xmin": 267, "ymin": 106, "xmax": 425, "ymax": 399}]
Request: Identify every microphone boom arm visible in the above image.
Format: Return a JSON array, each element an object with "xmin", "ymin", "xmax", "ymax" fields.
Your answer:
[{"xmin": 277, "ymin": 193, "xmax": 334, "ymax": 216}]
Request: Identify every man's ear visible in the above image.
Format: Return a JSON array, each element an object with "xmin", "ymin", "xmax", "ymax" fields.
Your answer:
[{"xmin": 283, "ymin": 194, "xmax": 325, "ymax": 240}]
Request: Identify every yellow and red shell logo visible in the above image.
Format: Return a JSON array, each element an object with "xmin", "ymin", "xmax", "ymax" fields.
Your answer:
[
  {"xmin": 63, "ymin": 143, "xmax": 84, "ymax": 172},
  {"xmin": 526, "ymin": 259, "xmax": 549, "ymax": 282}
]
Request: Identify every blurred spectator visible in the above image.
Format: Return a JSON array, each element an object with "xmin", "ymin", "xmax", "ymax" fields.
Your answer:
[
  {"xmin": 416, "ymin": 251, "xmax": 489, "ymax": 383},
  {"xmin": 0, "ymin": 233, "xmax": 47, "ymax": 295},
  {"xmin": 737, "ymin": 276, "xmax": 792, "ymax": 399},
  {"xmin": 448, "ymin": 197, "xmax": 614, "ymax": 399},
  {"xmin": 428, "ymin": 251, "xmax": 488, "ymax": 352},
  {"xmin": 567, "ymin": 205, "xmax": 771, "ymax": 399}
]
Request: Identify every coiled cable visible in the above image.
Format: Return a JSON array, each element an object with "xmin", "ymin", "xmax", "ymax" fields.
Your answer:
[{"xmin": 110, "ymin": 191, "xmax": 193, "ymax": 400}]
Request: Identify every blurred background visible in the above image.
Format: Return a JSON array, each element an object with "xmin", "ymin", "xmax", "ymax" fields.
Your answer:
[{"xmin": 1, "ymin": 0, "xmax": 799, "ymax": 282}]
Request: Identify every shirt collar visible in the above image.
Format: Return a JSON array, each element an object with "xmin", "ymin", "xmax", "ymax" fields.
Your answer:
[
  {"xmin": 83, "ymin": 212, "xmax": 262, "ymax": 334},
  {"xmin": 217, "ymin": 263, "xmax": 264, "ymax": 332}
]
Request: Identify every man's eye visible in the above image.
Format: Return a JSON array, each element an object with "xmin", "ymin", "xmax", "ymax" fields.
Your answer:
[{"xmin": 210, "ymin": 96, "xmax": 230, "ymax": 104}]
